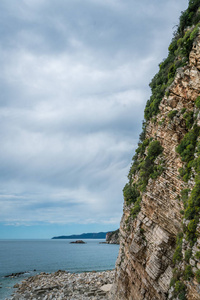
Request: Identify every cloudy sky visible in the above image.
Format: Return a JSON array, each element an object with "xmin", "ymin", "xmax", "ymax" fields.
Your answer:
[{"xmin": 0, "ymin": 0, "xmax": 188, "ymax": 239}]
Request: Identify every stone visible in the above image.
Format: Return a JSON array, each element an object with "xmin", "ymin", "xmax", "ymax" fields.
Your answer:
[
  {"xmin": 10, "ymin": 269, "xmax": 114, "ymax": 300},
  {"xmin": 70, "ymin": 240, "xmax": 86, "ymax": 244},
  {"xmin": 100, "ymin": 284, "xmax": 112, "ymax": 292},
  {"xmin": 189, "ymin": 258, "xmax": 196, "ymax": 266},
  {"xmin": 97, "ymin": 291, "xmax": 107, "ymax": 296},
  {"xmin": 87, "ymin": 291, "xmax": 95, "ymax": 296}
]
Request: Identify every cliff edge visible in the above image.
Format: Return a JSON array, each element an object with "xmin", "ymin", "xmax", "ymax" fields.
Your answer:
[
  {"xmin": 106, "ymin": 230, "xmax": 120, "ymax": 244},
  {"xmin": 111, "ymin": 2, "xmax": 200, "ymax": 299}
]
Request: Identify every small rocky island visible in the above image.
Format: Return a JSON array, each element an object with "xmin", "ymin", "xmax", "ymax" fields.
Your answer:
[{"xmin": 70, "ymin": 240, "xmax": 86, "ymax": 244}]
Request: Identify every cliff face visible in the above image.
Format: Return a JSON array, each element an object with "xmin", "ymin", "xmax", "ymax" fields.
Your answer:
[
  {"xmin": 111, "ymin": 23, "xmax": 200, "ymax": 300},
  {"xmin": 106, "ymin": 230, "xmax": 120, "ymax": 244}
]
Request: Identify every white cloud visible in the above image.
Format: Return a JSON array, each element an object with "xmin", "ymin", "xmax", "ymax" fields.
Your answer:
[{"xmin": 0, "ymin": 0, "xmax": 188, "ymax": 232}]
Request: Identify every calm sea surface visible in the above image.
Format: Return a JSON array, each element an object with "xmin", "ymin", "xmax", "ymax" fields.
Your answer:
[{"xmin": 0, "ymin": 239, "xmax": 119, "ymax": 299}]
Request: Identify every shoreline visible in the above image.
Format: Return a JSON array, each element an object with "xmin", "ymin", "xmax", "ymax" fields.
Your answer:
[{"xmin": 7, "ymin": 269, "xmax": 115, "ymax": 300}]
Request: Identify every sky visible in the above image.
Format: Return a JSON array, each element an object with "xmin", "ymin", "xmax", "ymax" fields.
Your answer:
[{"xmin": 0, "ymin": 0, "xmax": 188, "ymax": 239}]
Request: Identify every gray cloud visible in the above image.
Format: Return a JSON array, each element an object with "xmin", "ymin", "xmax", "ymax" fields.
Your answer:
[{"xmin": 0, "ymin": 0, "xmax": 188, "ymax": 230}]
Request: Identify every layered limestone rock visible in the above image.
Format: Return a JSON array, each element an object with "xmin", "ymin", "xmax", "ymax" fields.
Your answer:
[
  {"xmin": 110, "ymin": 34, "xmax": 200, "ymax": 300},
  {"xmin": 106, "ymin": 230, "xmax": 120, "ymax": 244}
]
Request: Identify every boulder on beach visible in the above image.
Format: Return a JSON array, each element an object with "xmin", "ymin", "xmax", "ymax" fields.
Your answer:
[{"xmin": 10, "ymin": 269, "xmax": 115, "ymax": 300}]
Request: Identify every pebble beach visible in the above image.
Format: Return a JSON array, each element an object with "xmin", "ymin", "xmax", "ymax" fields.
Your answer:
[{"xmin": 7, "ymin": 270, "xmax": 115, "ymax": 300}]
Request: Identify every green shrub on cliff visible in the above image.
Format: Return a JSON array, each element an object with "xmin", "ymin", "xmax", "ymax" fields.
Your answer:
[
  {"xmin": 186, "ymin": 219, "xmax": 198, "ymax": 244},
  {"xmin": 183, "ymin": 111, "xmax": 194, "ymax": 129},
  {"xmin": 195, "ymin": 251, "xmax": 200, "ymax": 259},
  {"xmin": 183, "ymin": 178, "xmax": 200, "ymax": 245},
  {"xmin": 176, "ymin": 122, "xmax": 200, "ymax": 245},
  {"xmin": 168, "ymin": 110, "xmax": 178, "ymax": 120},
  {"xmin": 176, "ymin": 125, "xmax": 200, "ymax": 181},
  {"xmin": 130, "ymin": 197, "xmax": 142, "ymax": 219},
  {"xmin": 137, "ymin": 140, "xmax": 163, "ymax": 191},
  {"xmin": 185, "ymin": 249, "xmax": 192, "ymax": 263},
  {"xmin": 180, "ymin": 189, "xmax": 190, "ymax": 209},
  {"xmin": 127, "ymin": 139, "xmax": 164, "ymax": 196},
  {"xmin": 185, "ymin": 179, "xmax": 200, "ymax": 218},
  {"xmin": 178, "ymin": 0, "xmax": 200, "ymax": 34},
  {"xmin": 168, "ymin": 64, "xmax": 176, "ymax": 80},
  {"xmin": 174, "ymin": 281, "xmax": 186, "ymax": 300},
  {"xmin": 173, "ymin": 233, "xmax": 183, "ymax": 264},
  {"xmin": 147, "ymin": 140, "xmax": 163, "ymax": 159},
  {"xmin": 144, "ymin": 0, "xmax": 200, "ymax": 122},
  {"xmin": 176, "ymin": 25, "xmax": 199, "ymax": 59},
  {"xmin": 181, "ymin": 108, "xmax": 187, "ymax": 114},
  {"xmin": 123, "ymin": 183, "xmax": 140, "ymax": 205},
  {"xmin": 128, "ymin": 138, "xmax": 150, "ymax": 182},
  {"xmin": 195, "ymin": 270, "xmax": 200, "ymax": 283},
  {"xmin": 150, "ymin": 164, "xmax": 164, "ymax": 179},
  {"xmin": 195, "ymin": 96, "xmax": 200, "ymax": 108},
  {"xmin": 124, "ymin": 138, "xmax": 163, "ymax": 221},
  {"xmin": 183, "ymin": 265, "xmax": 194, "ymax": 280},
  {"xmin": 144, "ymin": 54, "xmax": 174, "ymax": 121},
  {"xmin": 135, "ymin": 138, "xmax": 150, "ymax": 158}
]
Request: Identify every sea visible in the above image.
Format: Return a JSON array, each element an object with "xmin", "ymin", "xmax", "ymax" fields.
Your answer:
[{"xmin": 0, "ymin": 239, "xmax": 119, "ymax": 299}]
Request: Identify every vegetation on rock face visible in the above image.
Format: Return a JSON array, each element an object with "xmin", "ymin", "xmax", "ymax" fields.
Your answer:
[
  {"xmin": 195, "ymin": 250, "xmax": 200, "ymax": 259},
  {"xmin": 195, "ymin": 269, "xmax": 200, "ymax": 283},
  {"xmin": 144, "ymin": 1, "xmax": 200, "ymax": 122},
  {"xmin": 130, "ymin": 196, "xmax": 142, "ymax": 219},
  {"xmin": 173, "ymin": 233, "xmax": 183, "ymax": 264},
  {"xmin": 171, "ymin": 119, "xmax": 200, "ymax": 299},
  {"xmin": 122, "ymin": 1, "xmax": 200, "ymax": 299},
  {"xmin": 123, "ymin": 183, "xmax": 139, "ymax": 206},
  {"xmin": 123, "ymin": 0, "xmax": 200, "ymax": 228},
  {"xmin": 176, "ymin": 128, "xmax": 200, "ymax": 248},
  {"xmin": 195, "ymin": 95, "xmax": 200, "ymax": 108},
  {"xmin": 129, "ymin": 140, "xmax": 163, "ymax": 187},
  {"xmin": 180, "ymin": 189, "xmax": 191, "ymax": 209},
  {"xmin": 171, "ymin": 18, "xmax": 200, "ymax": 298},
  {"xmin": 168, "ymin": 110, "xmax": 178, "ymax": 120},
  {"xmin": 178, "ymin": 0, "xmax": 200, "ymax": 34},
  {"xmin": 185, "ymin": 249, "xmax": 192, "ymax": 263},
  {"xmin": 123, "ymin": 138, "xmax": 163, "ymax": 222},
  {"xmin": 183, "ymin": 111, "xmax": 194, "ymax": 129},
  {"xmin": 174, "ymin": 280, "xmax": 187, "ymax": 300},
  {"xmin": 135, "ymin": 140, "xmax": 164, "ymax": 191},
  {"xmin": 183, "ymin": 265, "xmax": 194, "ymax": 280},
  {"xmin": 176, "ymin": 124, "xmax": 200, "ymax": 182}
]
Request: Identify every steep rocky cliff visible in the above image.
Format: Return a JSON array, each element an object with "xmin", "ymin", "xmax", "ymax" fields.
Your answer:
[
  {"xmin": 111, "ymin": 2, "xmax": 200, "ymax": 300},
  {"xmin": 106, "ymin": 229, "xmax": 120, "ymax": 244}
]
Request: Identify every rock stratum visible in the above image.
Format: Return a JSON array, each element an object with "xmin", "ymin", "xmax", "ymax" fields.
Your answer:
[{"xmin": 111, "ymin": 2, "xmax": 200, "ymax": 300}]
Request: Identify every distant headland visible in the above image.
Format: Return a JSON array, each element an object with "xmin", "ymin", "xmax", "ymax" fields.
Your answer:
[{"xmin": 52, "ymin": 232, "xmax": 108, "ymax": 239}]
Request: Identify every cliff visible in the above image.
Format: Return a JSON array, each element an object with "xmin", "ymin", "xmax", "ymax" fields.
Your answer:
[
  {"xmin": 106, "ymin": 230, "xmax": 120, "ymax": 244},
  {"xmin": 111, "ymin": 2, "xmax": 200, "ymax": 300}
]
